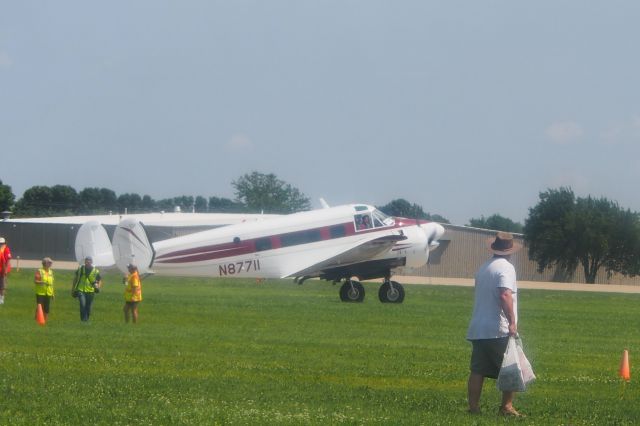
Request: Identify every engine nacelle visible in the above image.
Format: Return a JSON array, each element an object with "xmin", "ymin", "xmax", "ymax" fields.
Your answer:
[{"xmin": 400, "ymin": 222, "xmax": 445, "ymax": 269}]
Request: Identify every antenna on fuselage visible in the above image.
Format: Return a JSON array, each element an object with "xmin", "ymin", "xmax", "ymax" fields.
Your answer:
[{"xmin": 319, "ymin": 198, "xmax": 330, "ymax": 209}]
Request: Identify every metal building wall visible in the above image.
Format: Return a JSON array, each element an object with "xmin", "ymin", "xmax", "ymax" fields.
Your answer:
[
  {"xmin": 0, "ymin": 222, "xmax": 223, "ymax": 263},
  {"xmin": 0, "ymin": 222, "xmax": 79, "ymax": 261},
  {"xmin": 2, "ymin": 220, "xmax": 640, "ymax": 285},
  {"xmin": 417, "ymin": 224, "xmax": 640, "ymax": 285}
]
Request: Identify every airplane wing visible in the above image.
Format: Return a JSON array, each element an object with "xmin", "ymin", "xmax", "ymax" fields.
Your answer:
[
  {"xmin": 8, "ymin": 212, "xmax": 280, "ymax": 227},
  {"xmin": 280, "ymin": 233, "xmax": 407, "ymax": 279}
]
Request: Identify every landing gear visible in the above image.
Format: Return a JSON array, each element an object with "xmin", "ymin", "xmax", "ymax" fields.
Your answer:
[
  {"xmin": 335, "ymin": 274, "xmax": 404, "ymax": 303},
  {"xmin": 378, "ymin": 280, "xmax": 405, "ymax": 303},
  {"xmin": 339, "ymin": 280, "xmax": 365, "ymax": 302}
]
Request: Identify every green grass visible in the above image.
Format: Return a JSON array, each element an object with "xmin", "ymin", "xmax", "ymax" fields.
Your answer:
[{"xmin": 0, "ymin": 269, "xmax": 639, "ymax": 425}]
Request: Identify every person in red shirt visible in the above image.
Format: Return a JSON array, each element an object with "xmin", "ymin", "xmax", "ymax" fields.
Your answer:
[{"xmin": 0, "ymin": 237, "xmax": 12, "ymax": 305}]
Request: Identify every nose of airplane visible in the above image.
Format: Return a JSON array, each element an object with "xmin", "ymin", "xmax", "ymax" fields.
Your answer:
[
  {"xmin": 404, "ymin": 221, "xmax": 445, "ymax": 269},
  {"xmin": 418, "ymin": 222, "xmax": 445, "ymax": 251},
  {"xmin": 429, "ymin": 223, "xmax": 445, "ymax": 249}
]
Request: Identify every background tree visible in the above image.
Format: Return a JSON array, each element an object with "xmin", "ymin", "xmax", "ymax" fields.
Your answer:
[
  {"xmin": 156, "ymin": 196, "xmax": 195, "ymax": 212},
  {"xmin": 141, "ymin": 195, "xmax": 156, "ymax": 212},
  {"xmin": 524, "ymin": 187, "xmax": 640, "ymax": 283},
  {"xmin": 605, "ymin": 206, "xmax": 640, "ymax": 278},
  {"xmin": 78, "ymin": 187, "xmax": 117, "ymax": 214},
  {"xmin": 467, "ymin": 214, "xmax": 523, "ymax": 233},
  {"xmin": 208, "ymin": 196, "xmax": 246, "ymax": 213},
  {"xmin": 101, "ymin": 188, "xmax": 118, "ymax": 213},
  {"xmin": 232, "ymin": 172, "xmax": 310, "ymax": 214},
  {"xmin": 117, "ymin": 193, "xmax": 143, "ymax": 213},
  {"xmin": 50, "ymin": 185, "xmax": 78, "ymax": 215},
  {"xmin": 15, "ymin": 185, "xmax": 78, "ymax": 216},
  {"xmin": 0, "ymin": 180, "xmax": 15, "ymax": 212},
  {"xmin": 14, "ymin": 186, "xmax": 53, "ymax": 217},
  {"xmin": 378, "ymin": 198, "xmax": 450, "ymax": 223},
  {"xmin": 194, "ymin": 196, "xmax": 208, "ymax": 213}
]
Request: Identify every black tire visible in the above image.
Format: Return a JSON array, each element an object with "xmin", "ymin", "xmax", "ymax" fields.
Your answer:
[
  {"xmin": 339, "ymin": 280, "xmax": 365, "ymax": 302},
  {"xmin": 378, "ymin": 281, "xmax": 405, "ymax": 303}
]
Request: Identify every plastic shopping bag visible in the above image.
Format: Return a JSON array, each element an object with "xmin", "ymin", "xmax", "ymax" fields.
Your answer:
[
  {"xmin": 497, "ymin": 336, "xmax": 535, "ymax": 392},
  {"xmin": 516, "ymin": 337, "xmax": 536, "ymax": 387}
]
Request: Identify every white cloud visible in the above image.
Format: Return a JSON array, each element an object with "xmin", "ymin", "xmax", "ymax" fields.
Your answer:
[
  {"xmin": 225, "ymin": 133, "xmax": 254, "ymax": 152},
  {"xmin": 546, "ymin": 121, "xmax": 583, "ymax": 145},
  {"xmin": 0, "ymin": 51, "xmax": 13, "ymax": 68}
]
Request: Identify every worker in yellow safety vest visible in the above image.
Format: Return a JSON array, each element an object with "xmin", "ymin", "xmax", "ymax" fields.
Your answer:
[
  {"xmin": 34, "ymin": 257, "xmax": 54, "ymax": 320},
  {"xmin": 71, "ymin": 256, "xmax": 102, "ymax": 322},
  {"xmin": 123, "ymin": 263, "xmax": 142, "ymax": 324}
]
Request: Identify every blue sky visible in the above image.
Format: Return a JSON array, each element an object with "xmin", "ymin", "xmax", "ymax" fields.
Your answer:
[{"xmin": 2, "ymin": 1, "xmax": 640, "ymax": 224}]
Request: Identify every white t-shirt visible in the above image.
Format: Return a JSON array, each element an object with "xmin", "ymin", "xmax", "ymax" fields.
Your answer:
[{"xmin": 466, "ymin": 256, "xmax": 518, "ymax": 340}]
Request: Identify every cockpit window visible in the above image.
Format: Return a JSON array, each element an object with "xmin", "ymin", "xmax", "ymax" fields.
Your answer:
[
  {"xmin": 372, "ymin": 209, "xmax": 394, "ymax": 227},
  {"xmin": 354, "ymin": 213, "xmax": 372, "ymax": 231},
  {"xmin": 354, "ymin": 209, "xmax": 394, "ymax": 231}
]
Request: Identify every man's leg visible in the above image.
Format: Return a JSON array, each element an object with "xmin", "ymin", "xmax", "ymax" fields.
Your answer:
[
  {"xmin": 500, "ymin": 391, "xmax": 516, "ymax": 412},
  {"xmin": 467, "ymin": 372, "xmax": 484, "ymax": 413},
  {"xmin": 84, "ymin": 293, "xmax": 94, "ymax": 320},
  {"xmin": 42, "ymin": 296, "xmax": 51, "ymax": 321},
  {"xmin": 0, "ymin": 275, "xmax": 6, "ymax": 304},
  {"xmin": 78, "ymin": 292, "xmax": 87, "ymax": 321}
]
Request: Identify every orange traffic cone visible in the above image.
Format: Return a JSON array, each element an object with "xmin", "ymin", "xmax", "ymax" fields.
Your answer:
[
  {"xmin": 36, "ymin": 303, "xmax": 46, "ymax": 326},
  {"xmin": 619, "ymin": 349, "xmax": 630, "ymax": 382}
]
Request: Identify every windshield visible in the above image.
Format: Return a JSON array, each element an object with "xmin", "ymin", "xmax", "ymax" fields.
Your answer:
[{"xmin": 372, "ymin": 209, "xmax": 394, "ymax": 227}]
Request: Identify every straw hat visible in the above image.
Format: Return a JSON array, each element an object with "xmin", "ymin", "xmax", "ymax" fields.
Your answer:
[{"xmin": 486, "ymin": 232, "xmax": 523, "ymax": 255}]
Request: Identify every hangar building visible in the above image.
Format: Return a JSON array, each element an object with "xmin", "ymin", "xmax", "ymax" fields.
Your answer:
[{"xmin": 1, "ymin": 216, "xmax": 639, "ymax": 285}]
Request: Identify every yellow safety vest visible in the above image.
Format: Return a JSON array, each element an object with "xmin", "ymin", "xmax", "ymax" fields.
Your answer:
[
  {"xmin": 35, "ymin": 268, "xmax": 54, "ymax": 296},
  {"xmin": 124, "ymin": 271, "xmax": 142, "ymax": 302},
  {"xmin": 74, "ymin": 266, "xmax": 100, "ymax": 293}
]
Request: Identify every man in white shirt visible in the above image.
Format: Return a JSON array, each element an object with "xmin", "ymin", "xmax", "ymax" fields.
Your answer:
[{"xmin": 466, "ymin": 232, "xmax": 523, "ymax": 417}]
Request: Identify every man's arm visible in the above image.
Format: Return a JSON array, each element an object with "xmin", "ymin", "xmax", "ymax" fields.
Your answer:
[
  {"xmin": 71, "ymin": 268, "xmax": 80, "ymax": 293},
  {"xmin": 499, "ymin": 287, "xmax": 517, "ymax": 336},
  {"xmin": 0, "ymin": 250, "xmax": 8, "ymax": 276}
]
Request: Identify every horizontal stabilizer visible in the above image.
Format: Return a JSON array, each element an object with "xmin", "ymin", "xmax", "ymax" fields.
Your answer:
[
  {"xmin": 75, "ymin": 221, "xmax": 115, "ymax": 267},
  {"xmin": 112, "ymin": 218, "xmax": 155, "ymax": 275}
]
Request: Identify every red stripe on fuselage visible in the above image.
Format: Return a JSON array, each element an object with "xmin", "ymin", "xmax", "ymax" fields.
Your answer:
[
  {"xmin": 157, "ymin": 244, "xmax": 254, "ymax": 263},
  {"xmin": 154, "ymin": 218, "xmax": 428, "ymax": 264}
]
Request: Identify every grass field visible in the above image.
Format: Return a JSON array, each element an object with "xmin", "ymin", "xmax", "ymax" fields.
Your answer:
[{"xmin": 0, "ymin": 269, "xmax": 639, "ymax": 425}]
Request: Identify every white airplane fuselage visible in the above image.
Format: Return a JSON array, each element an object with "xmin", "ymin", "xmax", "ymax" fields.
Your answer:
[
  {"xmin": 143, "ymin": 204, "xmax": 443, "ymax": 280},
  {"xmin": 103, "ymin": 203, "xmax": 445, "ymax": 303}
]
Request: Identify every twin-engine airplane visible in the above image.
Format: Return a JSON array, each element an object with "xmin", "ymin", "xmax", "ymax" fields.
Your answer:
[{"xmin": 76, "ymin": 204, "xmax": 445, "ymax": 303}]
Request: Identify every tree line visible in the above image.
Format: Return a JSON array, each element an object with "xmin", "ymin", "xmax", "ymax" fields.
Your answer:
[
  {"xmin": 0, "ymin": 173, "xmax": 292, "ymax": 216},
  {"xmin": 2, "ymin": 175, "xmax": 640, "ymax": 284},
  {"xmin": 0, "ymin": 172, "xmax": 449, "ymax": 220}
]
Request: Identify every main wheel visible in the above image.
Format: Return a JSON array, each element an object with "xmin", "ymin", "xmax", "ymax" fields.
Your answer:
[
  {"xmin": 339, "ymin": 280, "xmax": 365, "ymax": 302},
  {"xmin": 378, "ymin": 281, "xmax": 405, "ymax": 303}
]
